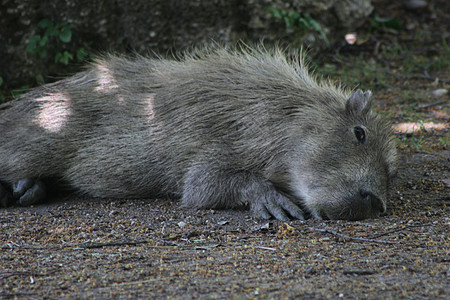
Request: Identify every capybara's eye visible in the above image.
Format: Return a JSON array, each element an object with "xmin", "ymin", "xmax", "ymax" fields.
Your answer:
[{"xmin": 354, "ymin": 126, "xmax": 366, "ymax": 143}]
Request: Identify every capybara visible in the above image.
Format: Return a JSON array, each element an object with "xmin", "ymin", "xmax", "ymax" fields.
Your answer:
[{"xmin": 0, "ymin": 47, "xmax": 397, "ymax": 220}]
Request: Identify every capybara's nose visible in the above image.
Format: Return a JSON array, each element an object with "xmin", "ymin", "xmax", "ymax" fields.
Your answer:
[{"xmin": 360, "ymin": 190, "xmax": 386, "ymax": 215}]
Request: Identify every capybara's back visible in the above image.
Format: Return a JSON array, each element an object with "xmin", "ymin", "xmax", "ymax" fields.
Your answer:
[{"xmin": 0, "ymin": 47, "xmax": 397, "ymax": 220}]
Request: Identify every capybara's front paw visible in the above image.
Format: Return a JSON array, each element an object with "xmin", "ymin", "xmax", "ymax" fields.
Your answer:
[{"xmin": 250, "ymin": 190, "xmax": 305, "ymax": 221}]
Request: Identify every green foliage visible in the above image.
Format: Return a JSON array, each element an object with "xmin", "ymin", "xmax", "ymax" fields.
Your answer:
[
  {"xmin": 439, "ymin": 136, "xmax": 448, "ymax": 148},
  {"xmin": 396, "ymin": 121, "xmax": 428, "ymax": 151},
  {"xmin": 76, "ymin": 47, "xmax": 89, "ymax": 61},
  {"xmin": 409, "ymin": 121, "xmax": 426, "ymax": 150},
  {"xmin": 10, "ymin": 86, "xmax": 31, "ymax": 99},
  {"xmin": 316, "ymin": 56, "xmax": 388, "ymax": 90},
  {"xmin": 26, "ymin": 18, "xmax": 89, "ymax": 65},
  {"xmin": 370, "ymin": 16, "xmax": 403, "ymax": 32},
  {"xmin": 442, "ymin": 36, "xmax": 450, "ymax": 52},
  {"xmin": 54, "ymin": 51, "xmax": 73, "ymax": 64},
  {"xmin": 267, "ymin": 6, "xmax": 329, "ymax": 45}
]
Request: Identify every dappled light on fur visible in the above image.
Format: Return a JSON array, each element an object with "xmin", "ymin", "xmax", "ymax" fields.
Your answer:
[
  {"xmin": 144, "ymin": 94, "xmax": 156, "ymax": 118},
  {"xmin": 34, "ymin": 93, "xmax": 71, "ymax": 133},
  {"xmin": 94, "ymin": 62, "xmax": 125, "ymax": 104}
]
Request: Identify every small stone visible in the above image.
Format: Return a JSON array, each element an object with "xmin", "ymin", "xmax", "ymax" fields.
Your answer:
[
  {"xmin": 261, "ymin": 223, "xmax": 270, "ymax": 229},
  {"xmin": 431, "ymin": 89, "xmax": 447, "ymax": 98},
  {"xmin": 443, "ymin": 179, "xmax": 450, "ymax": 188},
  {"xmin": 404, "ymin": 0, "xmax": 427, "ymax": 9}
]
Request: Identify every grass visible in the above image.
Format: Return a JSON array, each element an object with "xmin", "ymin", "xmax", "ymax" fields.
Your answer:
[{"xmin": 316, "ymin": 55, "xmax": 388, "ymax": 90}]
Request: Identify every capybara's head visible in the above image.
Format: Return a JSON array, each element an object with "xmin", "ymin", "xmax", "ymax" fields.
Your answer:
[{"xmin": 288, "ymin": 90, "xmax": 398, "ymax": 220}]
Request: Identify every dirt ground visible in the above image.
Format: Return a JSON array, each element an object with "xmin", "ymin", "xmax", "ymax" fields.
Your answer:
[
  {"xmin": 1, "ymin": 1, "xmax": 449, "ymax": 299},
  {"xmin": 0, "ymin": 148, "xmax": 448, "ymax": 299}
]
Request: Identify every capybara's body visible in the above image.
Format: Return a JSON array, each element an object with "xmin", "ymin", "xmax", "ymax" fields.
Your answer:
[{"xmin": 0, "ymin": 47, "xmax": 397, "ymax": 220}]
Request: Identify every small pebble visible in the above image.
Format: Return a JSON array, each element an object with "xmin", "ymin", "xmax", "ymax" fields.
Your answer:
[
  {"xmin": 261, "ymin": 223, "xmax": 270, "ymax": 229},
  {"xmin": 404, "ymin": 0, "xmax": 427, "ymax": 9},
  {"xmin": 431, "ymin": 89, "xmax": 447, "ymax": 97},
  {"xmin": 443, "ymin": 179, "xmax": 450, "ymax": 188}
]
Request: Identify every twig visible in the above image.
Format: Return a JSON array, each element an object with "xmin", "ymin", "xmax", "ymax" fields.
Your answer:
[
  {"xmin": 195, "ymin": 244, "xmax": 220, "ymax": 250},
  {"xmin": 414, "ymin": 100, "xmax": 448, "ymax": 110},
  {"xmin": 368, "ymin": 223, "xmax": 434, "ymax": 239},
  {"xmin": 76, "ymin": 240, "xmax": 149, "ymax": 249},
  {"xmin": 0, "ymin": 271, "xmax": 53, "ymax": 279},
  {"xmin": 160, "ymin": 239, "xmax": 186, "ymax": 247},
  {"xmin": 0, "ymin": 292, "xmax": 37, "ymax": 298},
  {"xmin": 1, "ymin": 240, "xmax": 151, "ymax": 251},
  {"xmin": 1, "ymin": 244, "xmax": 50, "ymax": 250},
  {"xmin": 255, "ymin": 246, "xmax": 277, "ymax": 251},
  {"xmin": 385, "ymin": 69, "xmax": 450, "ymax": 84},
  {"xmin": 309, "ymin": 227, "xmax": 401, "ymax": 244},
  {"xmin": 1, "ymin": 240, "xmax": 215, "ymax": 251},
  {"xmin": 110, "ymin": 278, "xmax": 161, "ymax": 286},
  {"xmin": 307, "ymin": 227, "xmax": 439, "ymax": 248},
  {"xmin": 343, "ymin": 269, "xmax": 376, "ymax": 275}
]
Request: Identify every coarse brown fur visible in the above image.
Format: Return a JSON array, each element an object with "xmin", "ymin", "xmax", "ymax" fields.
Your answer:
[{"xmin": 0, "ymin": 46, "xmax": 398, "ymax": 220}]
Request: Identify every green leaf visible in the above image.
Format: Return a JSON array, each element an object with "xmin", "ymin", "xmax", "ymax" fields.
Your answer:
[
  {"xmin": 307, "ymin": 18, "xmax": 329, "ymax": 45},
  {"xmin": 38, "ymin": 18, "xmax": 53, "ymax": 29},
  {"xmin": 374, "ymin": 17, "xmax": 393, "ymax": 23},
  {"xmin": 55, "ymin": 52, "xmax": 62, "ymax": 62},
  {"xmin": 386, "ymin": 19, "xmax": 402, "ymax": 30},
  {"xmin": 59, "ymin": 28, "xmax": 72, "ymax": 43},
  {"xmin": 299, "ymin": 17, "xmax": 314, "ymax": 29},
  {"xmin": 39, "ymin": 35, "xmax": 48, "ymax": 47},
  {"xmin": 0, "ymin": 77, "xmax": 3, "ymax": 87},
  {"xmin": 38, "ymin": 48, "xmax": 47, "ymax": 58},
  {"xmin": 63, "ymin": 51, "xmax": 74, "ymax": 63},
  {"xmin": 45, "ymin": 26, "xmax": 59, "ymax": 37},
  {"xmin": 26, "ymin": 35, "xmax": 41, "ymax": 53},
  {"xmin": 267, "ymin": 6, "xmax": 283, "ymax": 19},
  {"xmin": 442, "ymin": 36, "xmax": 450, "ymax": 52},
  {"xmin": 55, "ymin": 51, "xmax": 73, "ymax": 64},
  {"xmin": 374, "ymin": 17, "xmax": 402, "ymax": 30},
  {"xmin": 76, "ymin": 47, "xmax": 89, "ymax": 61},
  {"xmin": 288, "ymin": 11, "xmax": 300, "ymax": 20},
  {"xmin": 283, "ymin": 16, "xmax": 292, "ymax": 28},
  {"xmin": 62, "ymin": 23, "xmax": 73, "ymax": 31},
  {"xmin": 307, "ymin": 18, "xmax": 320, "ymax": 31}
]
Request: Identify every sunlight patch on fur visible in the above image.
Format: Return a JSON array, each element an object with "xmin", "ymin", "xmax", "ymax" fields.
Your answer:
[{"xmin": 35, "ymin": 93, "xmax": 71, "ymax": 133}]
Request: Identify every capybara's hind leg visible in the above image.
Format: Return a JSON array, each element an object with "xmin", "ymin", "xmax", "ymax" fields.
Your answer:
[{"xmin": 7, "ymin": 178, "xmax": 47, "ymax": 206}]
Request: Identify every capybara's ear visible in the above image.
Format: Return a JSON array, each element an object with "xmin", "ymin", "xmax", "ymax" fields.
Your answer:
[{"xmin": 345, "ymin": 89, "xmax": 372, "ymax": 115}]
